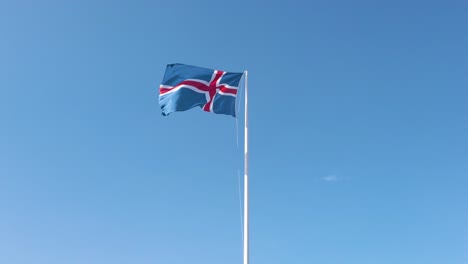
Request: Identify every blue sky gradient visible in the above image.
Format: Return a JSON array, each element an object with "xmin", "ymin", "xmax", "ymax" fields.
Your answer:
[{"xmin": 1, "ymin": 0, "xmax": 467, "ymax": 263}]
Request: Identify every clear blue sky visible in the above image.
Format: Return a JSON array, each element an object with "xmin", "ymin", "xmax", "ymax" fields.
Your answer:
[{"xmin": 1, "ymin": 0, "xmax": 467, "ymax": 263}]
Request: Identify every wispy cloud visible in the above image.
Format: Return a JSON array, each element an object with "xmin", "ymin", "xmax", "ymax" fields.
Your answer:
[{"xmin": 322, "ymin": 175, "xmax": 339, "ymax": 182}]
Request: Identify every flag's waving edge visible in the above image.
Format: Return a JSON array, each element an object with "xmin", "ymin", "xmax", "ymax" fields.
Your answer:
[{"xmin": 159, "ymin": 63, "xmax": 244, "ymax": 117}]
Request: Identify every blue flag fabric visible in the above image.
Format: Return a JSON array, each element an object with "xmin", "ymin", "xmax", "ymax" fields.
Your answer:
[{"xmin": 159, "ymin": 64, "xmax": 243, "ymax": 117}]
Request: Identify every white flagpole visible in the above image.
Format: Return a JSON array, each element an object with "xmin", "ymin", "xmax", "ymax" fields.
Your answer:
[{"xmin": 243, "ymin": 70, "xmax": 249, "ymax": 264}]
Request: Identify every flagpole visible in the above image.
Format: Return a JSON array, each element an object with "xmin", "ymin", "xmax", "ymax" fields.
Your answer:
[{"xmin": 243, "ymin": 70, "xmax": 249, "ymax": 264}]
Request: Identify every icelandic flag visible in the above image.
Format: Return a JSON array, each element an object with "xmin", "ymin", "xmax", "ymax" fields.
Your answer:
[{"xmin": 159, "ymin": 63, "xmax": 244, "ymax": 117}]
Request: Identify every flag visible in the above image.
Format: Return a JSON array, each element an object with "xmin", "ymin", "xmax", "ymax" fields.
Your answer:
[{"xmin": 159, "ymin": 63, "xmax": 243, "ymax": 117}]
